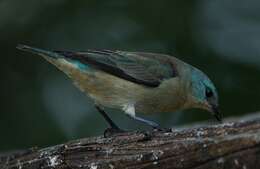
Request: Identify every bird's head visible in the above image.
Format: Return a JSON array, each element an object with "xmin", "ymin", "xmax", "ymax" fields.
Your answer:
[{"xmin": 188, "ymin": 67, "xmax": 221, "ymax": 122}]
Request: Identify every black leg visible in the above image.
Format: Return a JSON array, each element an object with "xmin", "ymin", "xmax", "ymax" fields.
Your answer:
[
  {"xmin": 95, "ymin": 105, "xmax": 120, "ymax": 129},
  {"xmin": 126, "ymin": 114, "xmax": 160, "ymax": 129},
  {"xmin": 95, "ymin": 105, "xmax": 125, "ymax": 137}
]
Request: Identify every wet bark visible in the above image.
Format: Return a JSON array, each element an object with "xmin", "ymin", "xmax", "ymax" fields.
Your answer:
[{"xmin": 1, "ymin": 112, "xmax": 260, "ymax": 169}]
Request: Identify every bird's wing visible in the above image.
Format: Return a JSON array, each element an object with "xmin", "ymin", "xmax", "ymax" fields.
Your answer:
[{"xmin": 55, "ymin": 50, "xmax": 178, "ymax": 87}]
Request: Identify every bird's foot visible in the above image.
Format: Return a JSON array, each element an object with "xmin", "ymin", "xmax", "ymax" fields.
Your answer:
[
  {"xmin": 103, "ymin": 127, "xmax": 126, "ymax": 137},
  {"xmin": 152, "ymin": 126, "xmax": 172, "ymax": 132}
]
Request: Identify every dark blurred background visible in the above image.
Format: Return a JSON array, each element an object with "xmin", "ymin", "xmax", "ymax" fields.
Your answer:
[{"xmin": 1, "ymin": 0, "xmax": 260, "ymax": 151}]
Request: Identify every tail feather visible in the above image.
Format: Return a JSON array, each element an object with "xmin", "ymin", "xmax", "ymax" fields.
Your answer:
[
  {"xmin": 17, "ymin": 44, "xmax": 91, "ymax": 72},
  {"xmin": 16, "ymin": 44, "xmax": 62, "ymax": 58}
]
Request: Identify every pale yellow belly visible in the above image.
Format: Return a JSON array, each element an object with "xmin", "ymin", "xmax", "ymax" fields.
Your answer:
[
  {"xmin": 71, "ymin": 70, "xmax": 186, "ymax": 114},
  {"xmin": 70, "ymin": 69, "xmax": 148, "ymax": 109}
]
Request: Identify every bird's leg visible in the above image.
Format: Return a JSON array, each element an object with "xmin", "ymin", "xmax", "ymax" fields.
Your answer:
[
  {"xmin": 126, "ymin": 114, "xmax": 172, "ymax": 132},
  {"xmin": 95, "ymin": 105, "xmax": 119, "ymax": 129},
  {"xmin": 95, "ymin": 105, "xmax": 125, "ymax": 137},
  {"xmin": 126, "ymin": 114, "xmax": 160, "ymax": 129}
]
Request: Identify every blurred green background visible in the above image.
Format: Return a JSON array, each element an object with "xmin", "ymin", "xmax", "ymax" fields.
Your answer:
[{"xmin": 1, "ymin": 0, "xmax": 260, "ymax": 151}]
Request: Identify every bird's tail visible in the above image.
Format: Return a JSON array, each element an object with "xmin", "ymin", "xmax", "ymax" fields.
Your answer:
[{"xmin": 16, "ymin": 44, "xmax": 62, "ymax": 59}]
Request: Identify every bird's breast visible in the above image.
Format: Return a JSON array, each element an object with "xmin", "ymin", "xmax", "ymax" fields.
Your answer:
[{"xmin": 135, "ymin": 78, "xmax": 188, "ymax": 114}]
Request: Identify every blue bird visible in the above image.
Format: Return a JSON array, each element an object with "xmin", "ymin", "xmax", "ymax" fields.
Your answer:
[{"xmin": 17, "ymin": 44, "xmax": 221, "ymax": 135}]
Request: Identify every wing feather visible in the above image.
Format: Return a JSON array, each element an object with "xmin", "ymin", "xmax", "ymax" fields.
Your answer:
[{"xmin": 55, "ymin": 50, "xmax": 178, "ymax": 87}]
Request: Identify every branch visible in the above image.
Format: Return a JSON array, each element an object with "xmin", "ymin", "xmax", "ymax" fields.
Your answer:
[{"xmin": 1, "ymin": 112, "xmax": 260, "ymax": 169}]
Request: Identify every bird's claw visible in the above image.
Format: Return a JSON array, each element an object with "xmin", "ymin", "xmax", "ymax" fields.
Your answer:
[
  {"xmin": 103, "ymin": 127, "xmax": 126, "ymax": 137},
  {"xmin": 152, "ymin": 126, "xmax": 172, "ymax": 132}
]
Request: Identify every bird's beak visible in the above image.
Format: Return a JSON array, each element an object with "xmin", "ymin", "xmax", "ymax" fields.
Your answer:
[
  {"xmin": 204, "ymin": 102, "xmax": 222, "ymax": 123},
  {"xmin": 211, "ymin": 104, "xmax": 222, "ymax": 123}
]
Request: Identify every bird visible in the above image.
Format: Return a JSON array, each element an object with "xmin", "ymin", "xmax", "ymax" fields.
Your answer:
[{"xmin": 17, "ymin": 44, "xmax": 221, "ymax": 135}]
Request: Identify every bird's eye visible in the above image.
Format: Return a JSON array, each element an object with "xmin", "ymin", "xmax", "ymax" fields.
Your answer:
[{"xmin": 205, "ymin": 87, "xmax": 213, "ymax": 98}]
